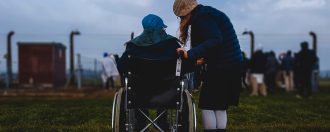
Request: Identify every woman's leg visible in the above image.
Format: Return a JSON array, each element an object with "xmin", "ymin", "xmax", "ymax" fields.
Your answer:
[
  {"xmin": 289, "ymin": 71, "xmax": 294, "ymax": 91},
  {"xmin": 202, "ymin": 110, "xmax": 217, "ymax": 130},
  {"xmin": 260, "ymin": 83, "xmax": 268, "ymax": 97},
  {"xmin": 284, "ymin": 72, "xmax": 290, "ymax": 92},
  {"xmin": 215, "ymin": 110, "xmax": 227, "ymax": 129},
  {"xmin": 250, "ymin": 74, "xmax": 258, "ymax": 96}
]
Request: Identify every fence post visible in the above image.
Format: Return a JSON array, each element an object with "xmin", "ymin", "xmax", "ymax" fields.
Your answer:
[
  {"xmin": 94, "ymin": 58, "xmax": 98, "ymax": 86},
  {"xmin": 69, "ymin": 31, "xmax": 80, "ymax": 86},
  {"xmin": 309, "ymin": 31, "xmax": 317, "ymax": 54},
  {"xmin": 76, "ymin": 54, "xmax": 82, "ymax": 89},
  {"xmin": 242, "ymin": 30, "xmax": 255, "ymax": 57},
  {"xmin": 131, "ymin": 32, "xmax": 134, "ymax": 40},
  {"xmin": 6, "ymin": 31, "xmax": 14, "ymax": 89},
  {"xmin": 309, "ymin": 31, "xmax": 319, "ymax": 92}
]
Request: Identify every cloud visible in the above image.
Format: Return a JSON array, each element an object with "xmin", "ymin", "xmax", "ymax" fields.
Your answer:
[
  {"xmin": 109, "ymin": 0, "xmax": 152, "ymax": 7},
  {"xmin": 0, "ymin": 0, "xmax": 330, "ymax": 70},
  {"xmin": 275, "ymin": 0, "xmax": 326, "ymax": 10}
]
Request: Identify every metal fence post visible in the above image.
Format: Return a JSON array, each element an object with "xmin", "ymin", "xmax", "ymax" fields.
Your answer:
[
  {"xmin": 242, "ymin": 30, "xmax": 255, "ymax": 57},
  {"xmin": 309, "ymin": 31, "xmax": 319, "ymax": 92},
  {"xmin": 131, "ymin": 32, "xmax": 134, "ymax": 40},
  {"xmin": 6, "ymin": 31, "xmax": 15, "ymax": 89},
  {"xmin": 68, "ymin": 31, "xmax": 80, "ymax": 87},
  {"xmin": 94, "ymin": 58, "xmax": 98, "ymax": 86},
  {"xmin": 309, "ymin": 31, "xmax": 317, "ymax": 54},
  {"xmin": 76, "ymin": 54, "xmax": 82, "ymax": 89}
]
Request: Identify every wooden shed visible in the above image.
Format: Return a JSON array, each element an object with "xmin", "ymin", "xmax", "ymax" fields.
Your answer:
[{"xmin": 18, "ymin": 42, "xmax": 66, "ymax": 87}]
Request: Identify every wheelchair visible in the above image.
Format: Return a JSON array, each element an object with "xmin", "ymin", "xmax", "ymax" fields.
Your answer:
[{"xmin": 112, "ymin": 54, "xmax": 197, "ymax": 132}]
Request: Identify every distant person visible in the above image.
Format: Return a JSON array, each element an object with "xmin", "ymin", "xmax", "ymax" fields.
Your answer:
[
  {"xmin": 278, "ymin": 53, "xmax": 286, "ymax": 88},
  {"xmin": 101, "ymin": 52, "xmax": 119, "ymax": 90},
  {"xmin": 282, "ymin": 50, "xmax": 295, "ymax": 92},
  {"xmin": 265, "ymin": 51, "xmax": 279, "ymax": 94},
  {"xmin": 173, "ymin": 0, "xmax": 243, "ymax": 131},
  {"xmin": 295, "ymin": 42, "xmax": 317, "ymax": 98},
  {"xmin": 311, "ymin": 56, "xmax": 320, "ymax": 92},
  {"xmin": 250, "ymin": 50, "xmax": 268, "ymax": 96},
  {"xmin": 242, "ymin": 52, "xmax": 250, "ymax": 90}
]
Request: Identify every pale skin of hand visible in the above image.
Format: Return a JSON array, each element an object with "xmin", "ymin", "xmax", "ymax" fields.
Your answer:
[{"xmin": 176, "ymin": 48, "xmax": 189, "ymax": 59}]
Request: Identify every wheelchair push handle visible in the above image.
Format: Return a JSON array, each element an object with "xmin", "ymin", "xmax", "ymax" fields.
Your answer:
[{"xmin": 178, "ymin": 50, "xmax": 185, "ymax": 59}]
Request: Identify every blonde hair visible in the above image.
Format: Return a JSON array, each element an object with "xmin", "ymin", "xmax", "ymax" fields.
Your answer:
[{"xmin": 179, "ymin": 13, "xmax": 192, "ymax": 45}]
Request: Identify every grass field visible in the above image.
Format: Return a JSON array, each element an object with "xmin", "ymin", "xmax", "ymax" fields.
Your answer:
[{"xmin": 1, "ymin": 83, "xmax": 330, "ymax": 131}]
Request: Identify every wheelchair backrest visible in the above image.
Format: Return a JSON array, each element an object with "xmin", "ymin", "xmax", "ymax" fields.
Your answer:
[
  {"xmin": 126, "ymin": 55, "xmax": 178, "ymax": 79},
  {"xmin": 125, "ymin": 55, "xmax": 181, "ymax": 108}
]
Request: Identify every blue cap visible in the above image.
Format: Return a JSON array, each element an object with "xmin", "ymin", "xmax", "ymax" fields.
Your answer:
[
  {"xmin": 103, "ymin": 52, "xmax": 108, "ymax": 57},
  {"xmin": 142, "ymin": 14, "xmax": 167, "ymax": 30}
]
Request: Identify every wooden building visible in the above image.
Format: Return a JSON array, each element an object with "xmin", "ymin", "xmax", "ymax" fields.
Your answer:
[{"xmin": 18, "ymin": 42, "xmax": 66, "ymax": 87}]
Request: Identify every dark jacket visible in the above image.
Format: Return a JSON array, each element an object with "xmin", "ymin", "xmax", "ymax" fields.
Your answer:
[
  {"xmin": 188, "ymin": 5, "xmax": 242, "ymax": 110},
  {"xmin": 250, "ymin": 50, "xmax": 267, "ymax": 74},
  {"xmin": 295, "ymin": 49, "xmax": 317, "ymax": 77},
  {"xmin": 266, "ymin": 53, "xmax": 279, "ymax": 74},
  {"xmin": 118, "ymin": 33, "xmax": 191, "ymax": 110},
  {"xmin": 188, "ymin": 5, "xmax": 243, "ymax": 70},
  {"xmin": 282, "ymin": 55, "xmax": 294, "ymax": 71},
  {"xmin": 118, "ymin": 38, "xmax": 182, "ymax": 75}
]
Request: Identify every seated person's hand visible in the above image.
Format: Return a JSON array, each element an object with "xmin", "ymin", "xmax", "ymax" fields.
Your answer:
[{"xmin": 176, "ymin": 48, "xmax": 188, "ymax": 59}]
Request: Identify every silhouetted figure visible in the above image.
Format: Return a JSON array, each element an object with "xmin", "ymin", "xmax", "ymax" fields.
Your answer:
[
  {"xmin": 295, "ymin": 42, "xmax": 317, "ymax": 98},
  {"xmin": 265, "ymin": 51, "xmax": 279, "ymax": 94},
  {"xmin": 241, "ymin": 52, "xmax": 250, "ymax": 90},
  {"xmin": 250, "ymin": 50, "xmax": 268, "ymax": 96},
  {"xmin": 101, "ymin": 53, "xmax": 119, "ymax": 90},
  {"xmin": 282, "ymin": 50, "xmax": 295, "ymax": 92}
]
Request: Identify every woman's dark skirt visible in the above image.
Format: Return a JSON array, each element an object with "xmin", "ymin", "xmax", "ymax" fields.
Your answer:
[{"xmin": 199, "ymin": 64, "xmax": 242, "ymax": 110}]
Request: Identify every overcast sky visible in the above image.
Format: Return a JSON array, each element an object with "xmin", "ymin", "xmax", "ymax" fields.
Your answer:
[{"xmin": 0, "ymin": 0, "xmax": 330, "ymax": 72}]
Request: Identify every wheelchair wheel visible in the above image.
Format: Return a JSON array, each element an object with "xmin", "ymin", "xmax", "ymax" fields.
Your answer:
[
  {"xmin": 177, "ymin": 90, "xmax": 197, "ymax": 132},
  {"xmin": 112, "ymin": 88, "xmax": 127, "ymax": 132}
]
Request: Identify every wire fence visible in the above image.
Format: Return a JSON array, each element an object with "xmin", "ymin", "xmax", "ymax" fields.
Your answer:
[
  {"xmin": 0, "ymin": 33, "xmax": 329, "ymax": 89},
  {"xmin": 75, "ymin": 54, "xmax": 103, "ymax": 88},
  {"xmin": 75, "ymin": 54, "xmax": 122, "ymax": 89}
]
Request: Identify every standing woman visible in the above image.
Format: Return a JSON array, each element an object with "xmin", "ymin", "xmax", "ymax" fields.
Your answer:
[{"xmin": 173, "ymin": 0, "xmax": 243, "ymax": 131}]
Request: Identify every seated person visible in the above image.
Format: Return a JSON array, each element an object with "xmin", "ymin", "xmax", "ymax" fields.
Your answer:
[{"xmin": 118, "ymin": 14, "xmax": 182, "ymax": 131}]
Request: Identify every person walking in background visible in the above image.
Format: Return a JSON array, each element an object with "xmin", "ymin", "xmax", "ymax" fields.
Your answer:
[
  {"xmin": 242, "ymin": 52, "xmax": 250, "ymax": 90},
  {"xmin": 278, "ymin": 53, "xmax": 286, "ymax": 89},
  {"xmin": 101, "ymin": 52, "xmax": 119, "ymax": 90},
  {"xmin": 282, "ymin": 50, "xmax": 295, "ymax": 92},
  {"xmin": 173, "ymin": 0, "xmax": 243, "ymax": 131},
  {"xmin": 249, "ymin": 49, "xmax": 268, "ymax": 96},
  {"xmin": 295, "ymin": 42, "xmax": 317, "ymax": 98},
  {"xmin": 265, "ymin": 51, "xmax": 279, "ymax": 94}
]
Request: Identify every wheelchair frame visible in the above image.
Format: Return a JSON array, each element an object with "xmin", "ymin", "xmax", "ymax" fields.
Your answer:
[{"xmin": 112, "ymin": 56, "xmax": 196, "ymax": 132}]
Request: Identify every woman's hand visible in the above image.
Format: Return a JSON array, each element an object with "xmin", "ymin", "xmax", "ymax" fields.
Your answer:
[
  {"xmin": 197, "ymin": 59, "xmax": 204, "ymax": 65},
  {"xmin": 176, "ymin": 48, "xmax": 189, "ymax": 59}
]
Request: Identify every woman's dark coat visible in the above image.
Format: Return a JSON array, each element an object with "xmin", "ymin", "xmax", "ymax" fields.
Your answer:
[{"xmin": 188, "ymin": 5, "xmax": 243, "ymax": 110}]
